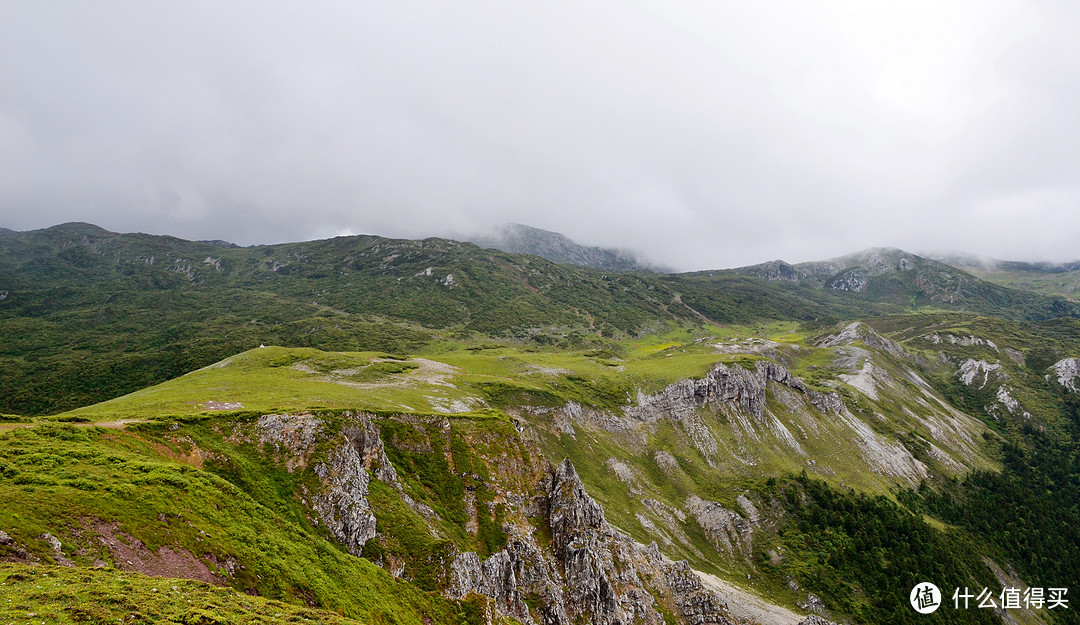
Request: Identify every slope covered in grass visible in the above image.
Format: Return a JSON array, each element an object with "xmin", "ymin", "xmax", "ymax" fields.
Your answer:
[
  {"xmin": 0, "ymin": 563, "xmax": 378, "ymax": 625},
  {"xmin": 0, "ymin": 420, "xmax": 486, "ymax": 625},
  {"xmin": 5, "ymin": 312, "xmax": 1079, "ymax": 624},
  {"xmin": 5, "ymin": 224, "xmax": 1078, "ymax": 416}
]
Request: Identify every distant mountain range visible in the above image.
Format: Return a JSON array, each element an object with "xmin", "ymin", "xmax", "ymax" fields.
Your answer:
[
  {"xmin": 457, "ymin": 224, "xmax": 1080, "ymax": 303},
  {"xmin": 926, "ymin": 253, "xmax": 1080, "ymax": 301},
  {"xmin": 929, "ymin": 252, "xmax": 1080, "ymax": 273},
  {"xmin": 465, "ymin": 223, "xmax": 667, "ymax": 273},
  {"xmin": 2, "ymin": 222, "xmax": 1078, "ymax": 415}
]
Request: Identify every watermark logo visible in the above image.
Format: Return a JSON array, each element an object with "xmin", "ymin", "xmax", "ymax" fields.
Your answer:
[
  {"xmin": 911, "ymin": 583, "xmax": 942, "ymax": 614},
  {"xmin": 953, "ymin": 586, "xmax": 1068, "ymax": 610}
]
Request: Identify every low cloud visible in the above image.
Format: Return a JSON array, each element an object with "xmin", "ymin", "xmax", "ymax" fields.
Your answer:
[{"xmin": 2, "ymin": 1, "xmax": 1078, "ymax": 270}]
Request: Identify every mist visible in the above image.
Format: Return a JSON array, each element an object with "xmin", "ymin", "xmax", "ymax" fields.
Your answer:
[{"xmin": 2, "ymin": 1, "xmax": 1079, "ymax": 270}]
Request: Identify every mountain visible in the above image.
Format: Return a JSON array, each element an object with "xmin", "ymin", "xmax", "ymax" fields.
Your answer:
[
  {"xmin": 723, "ymin": 247, "xmax": 1080, "ymax": 317},
  {"xmin": 0, "ymin": 222, "xmax": 706, "ymax": 414},
  {"xmin": 467, "ymin": 223, "xmax": 665, "ymax": 272},
  {"xmin": 2, "ymin": 225, "xmax": 1078, "ymax": 416},
  {"xmin": 927, "ymin": 252, "xmax": 1080, "ymax": 301},
  {"xmin": 197, "ymin": 238, "xmax": 242, "ymax": 248},
  {"xmin": 930, "ymin": 251, "xmax": 1080, "ymax": 274},
  {"xmin": 4, "ymin": 223, "xmax": 1080, "ymax": 624},
  {"xmin": 5, "ymin": 313, "xmax": 1079, "ymax": 624},
  {"xmin": 732, "ymin": 247, "xmax": 981, "ymax": 291}
]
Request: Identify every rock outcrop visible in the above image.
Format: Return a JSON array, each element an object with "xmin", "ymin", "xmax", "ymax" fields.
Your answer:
[
  {"xmin": 448, "ymin": 530, "xmax": 567, "ymax": 625},
  {"xmin": 993, "ymin": 386, "xmax": 1032, "ymax": 420},
  {"xmin": 256, "ymin": 413, "xmax": 324, "ymax": 472},
  {"xmin": 1051, "ymin": 358, "xmax": 1080, "ymax": 392},
  {"xmin": 653, "ymin": 450, "xmax": 680, "ymax": 474},
  {"xmin": 818, "ymin": 322, "xmax": 906, "ymax": 358},
  {"xmin": 257, "ymin": 411, "xmax": 801, "ymax": 625},
  {"xmin": 312, "ymin": 440, "xmax": 377, "ymax": 554},
  {"xmin": 628, "ymin": 360, "xmax": 842, "ymax": 424},
  {"xmin": 449, "ymin": 460, "xmax": 737, "ymax": 625},
  {"xmin": 925, "ymin": 334, "xmax": 998, "ymax": 351},
  {"xmin": 339, "ymin": 414, "xmax": 400, "ymax": 485},
  {"xmin": 548, "ymin": 460, "xmax": 630, "ymax": 625},
  {"xmin": 825, "ymin": 268, "xmax": 866, "ymax": 292},
  {"xmin": 741, "ymin": 260, "xmax": 803, "ymax": 283},
  {"xmin": 309, "ymin": 412, "xmax": 398, "ymax": 554},
  {"xmin": 684, "ymin": 496, "xmax": 755, "ymax": 556},
  {"xmin": 957, "ymin": 359, "xmax": 1003, "ymax": 388}
]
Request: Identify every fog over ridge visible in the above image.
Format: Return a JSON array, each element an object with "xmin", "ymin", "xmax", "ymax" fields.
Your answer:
[{"xmin": 2, "ymin": 1, "xmax": 1079, "ymax": 271}]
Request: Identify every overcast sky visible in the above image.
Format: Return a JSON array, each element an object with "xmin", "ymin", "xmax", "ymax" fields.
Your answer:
[{"xmin": 2, "ymin": 1, "xmax": 1078, "ymax": 270}]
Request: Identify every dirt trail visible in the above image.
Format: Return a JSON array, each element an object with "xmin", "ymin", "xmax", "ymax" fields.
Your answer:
[
  {"xmin": 0, "ymin": 419, "xmax": 145, "ymax": 433},
  {"xmin": 295, "ymin": 357, "xmax": 461, "ymax": 390},
  {"xmin": 88, "ymin": 419, "xmax": 145, "ymax": 429},
  {"xmin": 694, "ymin": 569, "xmax": 806, "ymax": 625}
]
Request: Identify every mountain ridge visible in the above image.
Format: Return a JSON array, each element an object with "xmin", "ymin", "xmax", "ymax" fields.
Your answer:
[
  {"xmin": 2, "ymin": 222, "xmax": 1079, "ymax": 416},
  {"xmin": 4, "ymin": 222, "xmax": 1080, "ymax": 624},
  {"xmin": 465, "ymin": 222, "xmax": 667, "ymax": 273}
]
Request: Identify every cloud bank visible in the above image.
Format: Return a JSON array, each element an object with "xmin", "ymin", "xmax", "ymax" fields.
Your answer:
[{"xmin": 2, "ymin": 1, "xmax": 1078, "ymax": 270}]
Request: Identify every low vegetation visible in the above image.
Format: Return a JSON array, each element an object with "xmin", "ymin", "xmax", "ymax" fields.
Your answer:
[
  {"xmin": 4, "ymin": 224, "xmax": 1080, "ymax": 624},
  {"xmin": 0, "ymin": 563, "xmax": 375, "ymax": 624}
]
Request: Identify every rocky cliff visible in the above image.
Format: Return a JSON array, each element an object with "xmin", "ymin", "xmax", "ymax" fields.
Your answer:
[
  {"xmin": 628, "ymin": 360, "xmax": 843, "ymax": 423},
  {"xmin": 1051, "ymin": 358, "xmax": 1080, "ymax": 392},
  {"xmin": 253, "ymin": 412, "xmax": 748, "ymax": 625},
  {"xmin": 449, "ymin": 460, "xmax": 738, "ymax": 625}
]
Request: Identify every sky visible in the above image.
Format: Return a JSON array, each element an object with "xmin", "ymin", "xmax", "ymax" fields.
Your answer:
[{"xmin": 2, "ymin": 1, "xmax": 1079, "ymax": 271}]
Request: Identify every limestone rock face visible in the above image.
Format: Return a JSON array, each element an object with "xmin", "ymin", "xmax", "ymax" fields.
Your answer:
[
  {"xmin": 548, "ymin": 460, "xmax": 627, "ymax": 625},
  {"xmin": 825, "ymin": 268, "xmax": 866, "ymax": 292},
  {"xmin": 684, "ymin": 496, "xmax": 755, "ymax": 556},
  {"xmin": 1051, "ymin": 358, "xmax": 1080, "ymax": 391},
  {"xmin": 255, "ymin": 413, "xmax": 324, "ymax": 472},
  {"xmin": 653, "ymin": 450, "xmax": 680, "ymax": 473},
  {"xmin": 655, "ymin": 559, "xmax": 730, "ymax": 625},
  {"xmin": 448, "ymin": 529, "xmax": 568, "ymax": 625},
  {"xmin": 312, "ymin": 440, "xmax": 377, "ymax": 555},
  {"xmin": 309, "ymin": 412, "xmax": 398, "ymax": 554},
  {"xmin": 818, "ymin": 321, "xmax": 907, "ymax": 358},
  {"xmin": 551, "ymin": 359, "xmax": 840, "ymax": 444},
  {"xmin": 449, "ymin": 460, "xmax": 737, "ymax": 625},
  {"xmin": 552, "ymin": 460, "xmax": 736, "ymax": 625},
  {"xmin": 994, "ymin": 386, "xmax": 1032, "ymax": 420},
  {"xmin": 925, "ymin": 333, "xmax": 998, "ymax": 351},
  {"xmin": 339, "ymin": 412, "xmax": 400, "ymax": 485},
  {"xmin": 957, "ymin": 359, "xmax": 1003, "ymax": 388},
  {"xmin": 628, "ymin": 360, "xmax": 842, "ymax": 424},
  {"xmin": 745, "ymin": 260, "xmax": 803, "ymax": 282},
  {"xmin": 257, "ymin": 413, "xmax": 749, "ymax": 625}
]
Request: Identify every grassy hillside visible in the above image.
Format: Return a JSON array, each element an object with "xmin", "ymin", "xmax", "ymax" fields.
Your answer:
[
  {"xmin": 0, "ymin": 563, "xmax": 374, "ymax": 624},
  {"xmin": 5, "ymin": 224, "xmax": 1080, "ymax": 624},
  {"xmin": 5, "ymin": 224, "xmax": 1078, "ymax": 416},
  {"xmin": 4, "ymin": 312, "xmax": 1079, "ymax": 623},
  {"xmin": 723, "ymin": 248, "xmax": 1080, "ymax": 320},
  {"xmin": 965, "ymin": 266, "xmax": 1080, "ymax": 301},
  {"xmin": 0, "ymin": 419, "xmax": 486, "ymax": 625}
]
